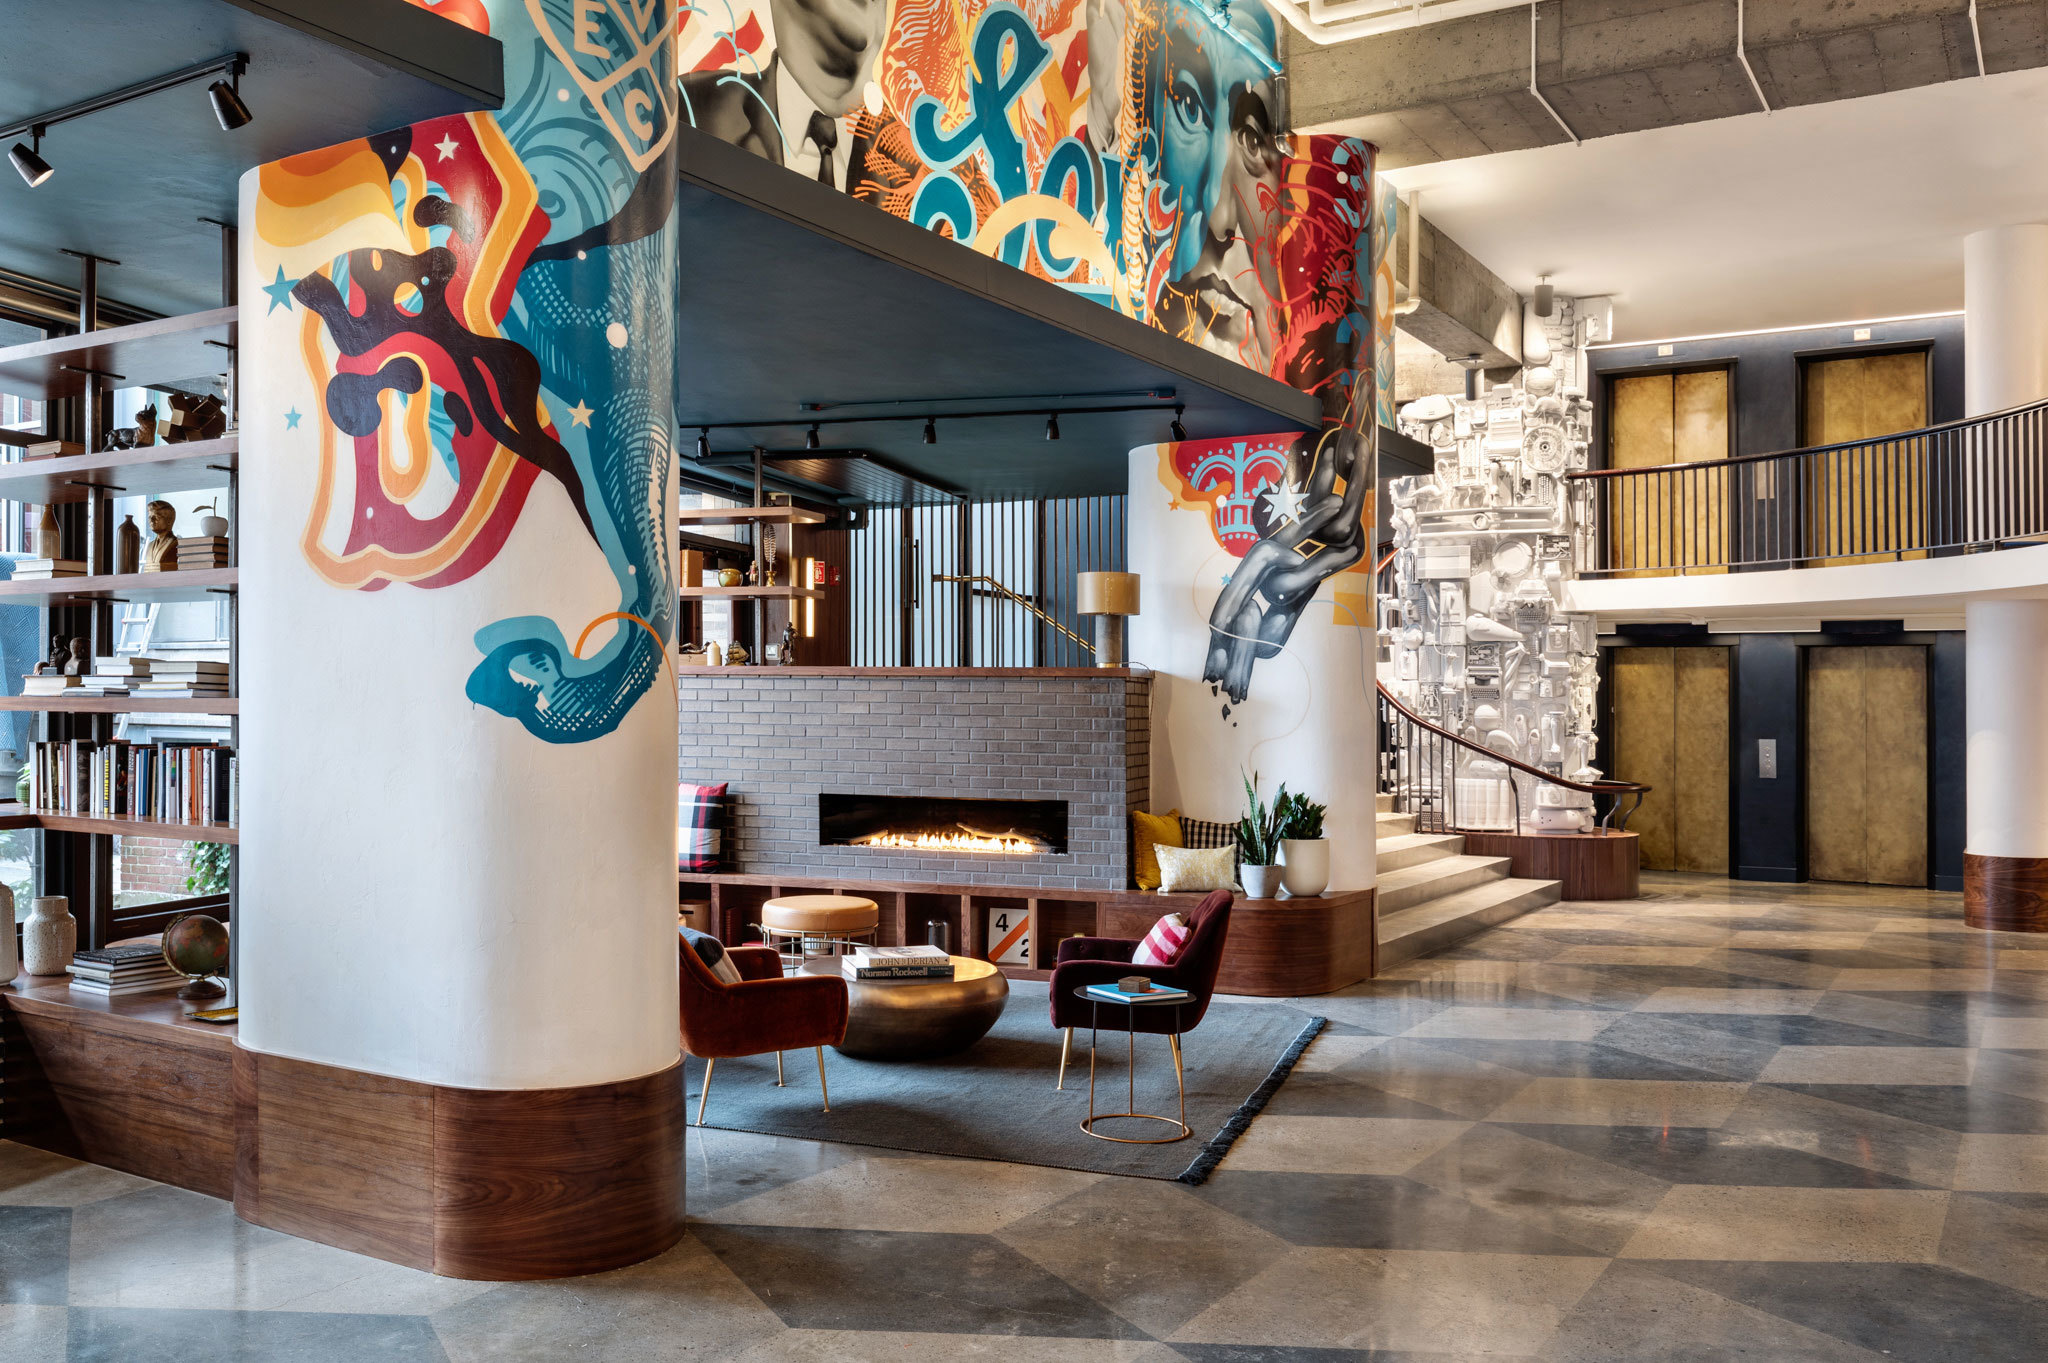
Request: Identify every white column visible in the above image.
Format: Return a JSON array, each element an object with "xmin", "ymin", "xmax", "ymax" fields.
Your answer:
[
  {"xmin": 1964, "ymin": 224, "xmax": 2048, "ymax": 415},
  {"xmin": 1964, "ymin": 598, "xmax": 2048, "ymax": 860}
]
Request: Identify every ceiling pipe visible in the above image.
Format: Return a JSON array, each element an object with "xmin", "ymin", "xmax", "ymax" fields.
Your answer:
[
  {"xmin": 1528, "ymin": 3, "xmax": 1580, "ymax": 146},
  {"xmin": 1303, "ymin": 0, "xmax": 1521, "ymax": 36},
  {"xmin": 1970, "ymin": 0, "xmax": 1988, "ymax": 79},
  {"xmin": 1736, "ymin": 0, "xmax": 1770, "ymax": 114}
]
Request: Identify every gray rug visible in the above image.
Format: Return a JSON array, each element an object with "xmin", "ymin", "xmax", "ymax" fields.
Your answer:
[{"xmin": 684, "ymin": 982, "xmax": 1323, "ymax": 1183}]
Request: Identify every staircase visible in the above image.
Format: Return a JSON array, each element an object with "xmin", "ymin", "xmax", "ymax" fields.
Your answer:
[{"xmin": 1375, "ymin": 795, "xmax": 1562, "ymax": 969}]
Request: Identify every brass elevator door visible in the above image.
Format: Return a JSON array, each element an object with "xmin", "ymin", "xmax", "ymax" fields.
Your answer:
[
  {"xmin": 1608, "ymin": 369, "xmax": 1733, "ymax": 575},
  {"xmin": 1610, "ymin": 647, "xmax": 1731, "ymax": 874},
  {"xmin": 1805, "ymin": 646, "xmax": 1929, "ymax": 887}
]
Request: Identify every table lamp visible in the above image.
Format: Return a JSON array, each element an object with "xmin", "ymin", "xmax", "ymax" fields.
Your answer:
[{"xmin": 1076, "ymin": 571, "xmax": 1140, "ymax": 667}]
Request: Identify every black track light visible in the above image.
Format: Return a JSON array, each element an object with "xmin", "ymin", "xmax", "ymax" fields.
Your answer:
[
  {"xmin": 923, "ymin": 417, "xmax": 937, "ymax": 445},
  {"xmin": 1169, "ymin": 405, "xmax": 1187, "ymax": 442},
  {"xmin": 806, "ymin": 423, "xmax": 821, "ymax": 450},
  {"xmin": 1045, "ymin": 412, "xmax": 1060, "ymax": 441},
  {"xmin": 208, "ymin": 73, "xmax": 252, "ymax": 131},
  {"xmin": 696, "ymin": 427, "xmax": 710, "ymax": 459},
  {"xmin": 10, "ymin": 128, "xmax": 51, "ymax": 188}
]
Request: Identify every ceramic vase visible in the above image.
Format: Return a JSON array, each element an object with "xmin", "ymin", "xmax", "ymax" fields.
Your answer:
[
  {"xmin": 35, "ymin": 504, "xmax": 59, "ymax": 560},
  {"xmin": 1280, "ymin": 839, "xmax": 1331, "ymax": 897},
  {"xmin": 1241, "ymin": 863, "xmax": 1282, "ymax": 899},
  {"xmin": 0, "ymin": 882, "xmax": 16, "ymax": 984},
  {"xmin": 21, "ymin": 895, "xmax": 75, "ymax": 977},
  {"xmin": 117, "ymin": 515, "xmax": 141, "ymax": 574}
]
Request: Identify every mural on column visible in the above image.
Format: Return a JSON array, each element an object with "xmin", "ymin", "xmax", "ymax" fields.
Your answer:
[
  {"xmin": 250, "ymin": 0, "xmax": 678, "ymax": 744},
  {"xmin": 679, "ymin": 0, "xmax": 1371, "ymax": 402}
]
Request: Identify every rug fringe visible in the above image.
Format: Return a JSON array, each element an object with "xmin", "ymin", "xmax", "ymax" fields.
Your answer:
[{"xmin": 1175, "ymin": 1015, "xmax": 1326, "ymax": 1185}]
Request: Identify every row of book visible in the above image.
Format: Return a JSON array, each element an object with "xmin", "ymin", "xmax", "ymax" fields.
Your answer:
[
  {"xmin": 14, "ymin": 557, "xmax": 84, "ymax": 580},
  {"xmin": 22, "ymin": 656, "xmax": 228, "ymax": 699},
  {"xmin": 27, "ymin": 738, "xmax": 238, "ymax": 824},
  {"xmin": 840, "ymin": 945, "xmax": 955, "ymax": 980},
  {"xmin": 67, "ymin": 943, "xmax": 181, "ymax": 996}
]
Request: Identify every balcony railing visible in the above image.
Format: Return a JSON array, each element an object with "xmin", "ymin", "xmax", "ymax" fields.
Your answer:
[{"xmin": 1566, "ymin": 397, "xmax": 2048, "ymax": 576}]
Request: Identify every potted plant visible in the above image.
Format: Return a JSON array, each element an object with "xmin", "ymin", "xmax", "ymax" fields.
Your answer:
[
  {"xmin": 1236, "ymin": 772, "xmax": 1286, "ymax": 899},
  {"xmin": 1276, "ymin": 790, "xmax": 1330, "ymax": 897}
]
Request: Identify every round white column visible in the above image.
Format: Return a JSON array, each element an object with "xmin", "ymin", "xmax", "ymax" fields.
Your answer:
[
  {"xmin": 1964, "ymin": 224, "xmax": 2048, "ymax": 415},
  {"xmin": 1964, "ymin": 597, "xmax": 2048, "ymax": 928}
]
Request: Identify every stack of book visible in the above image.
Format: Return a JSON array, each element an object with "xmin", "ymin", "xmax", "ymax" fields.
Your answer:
[
  {"xmin": 13, "ymin": 558, "xmax": 86, "ymax": 581},
  {"xmin": 842, "ymin": 945, "xmax": 955, "ymax": 980},
  {"xmin": 174, "ymin": 537, "xmax": 230, "ymax": 570},
  {"xmin": 1083, "ymin": 980, "xmax": 1192, "ymax": 1006},
  {"xmin": 134, "ymin": 659, "xmax": 229, "ymax": 698},
  {"xmin": 21, "ymin": 439, "xmax": 83, "ymax": 458},
  {"xmin": 67, "ymin": 944, "xmax": 181, "ymax": 996},
  {"xmin": 76, "ymin": 655, "xmax": 157, "ymax": 695},
  {"xmin": 20, "ymin": 673, "xmax": 82, "ymax": 697}
]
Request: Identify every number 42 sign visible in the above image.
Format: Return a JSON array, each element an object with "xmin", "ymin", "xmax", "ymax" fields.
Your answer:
[{"xmin": 986, "ymin": 906, "xmax": 1029, "ymax": 965}]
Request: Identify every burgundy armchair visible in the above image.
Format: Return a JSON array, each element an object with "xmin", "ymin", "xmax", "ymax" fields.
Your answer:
[
  {"xmin": 1048, "ymin": 889, "xmax": 1233, "ymax": 1088},
  {"xmin": 679, "ymin": 941, "xmax": 848, "ymax": 1125}
]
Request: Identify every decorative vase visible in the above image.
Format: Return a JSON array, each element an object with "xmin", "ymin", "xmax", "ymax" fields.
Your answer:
[
  {"xmin": 117, "ymin": 515, "xmax": 141, "ymax": 574},
  {"xmin": 1241, "ymin": 863, "xmax": 1282, "ymax": 899},
  {"xmin": 1280, "ymin": 838, "xmax": 1331, "ymax": 897},
  {"xmin": 0, "ymin": 882, "xmax": 16, "ymax": 985},
  {"xmin": 35, "ymin": 504, "xmax": 59, "ymax": 560},
  {"xmin": 21, "ymin": 895, "xmax": 75, "ymax": 977}
]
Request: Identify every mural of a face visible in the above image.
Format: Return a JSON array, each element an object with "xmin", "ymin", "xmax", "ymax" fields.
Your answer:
[
  {"xmin": 771, "ymin": 0, "xmax": 889, "ymax": 118},
  {"xmin": 1151, "ymin": 0, "xmax": 1287, "ymax": 372}
]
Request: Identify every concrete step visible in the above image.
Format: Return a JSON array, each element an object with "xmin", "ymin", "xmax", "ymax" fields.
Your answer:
[
  {"xmin": 1377, "ymin": 877, "xmax": 1563, "ymax": 969},
  {"xmin": 1374, "ymin": 854, "xmax": 1513, "ymax": 915},
  {"xmin": 1373, "ymin": 831, "xmax": 1464, "ymax": 872},
  {"xmin": 1375, "ymin": 792, "xmax": 1394, "ymax": 813},
  {"xmin": 1375, "ymin": 810, "xmax": 1418, "ymax": 837}
]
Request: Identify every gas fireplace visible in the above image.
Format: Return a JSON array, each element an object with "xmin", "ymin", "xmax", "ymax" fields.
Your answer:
[{"xmin": 818, "ymin": 793, "xmax": 1070, "ymax": 856}]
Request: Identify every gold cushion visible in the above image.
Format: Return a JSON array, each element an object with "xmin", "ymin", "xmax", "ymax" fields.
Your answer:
[
  {"xmin": 1131, "ymin": 809, "xmax": 1183, "ymax": 891},
  {"xmin": 761, "ymin": 894, "xmax": 879, "ymax": 933}
]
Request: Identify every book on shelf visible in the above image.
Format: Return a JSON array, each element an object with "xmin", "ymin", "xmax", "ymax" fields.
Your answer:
[
  {"xmin": 28, "ymin": 737, "xmax": 237, "ymax": 824},
  {"xmin": 22, "ymin": 439, "xmax": 83, "ymax": 458},
  {"xmin": 68, "ymin": 974, "xmax": 182, "ymax": 996},
  {"xmin": 11, "ymin": 559, "xmax": 87, "ymax": 580},
  {"xmin": 144, "ymin": 660, "xmax": 228, "ymax": 676},
  {"xmin": 72, "ymin": 944, "xmax": 169, "ymax": 967},
  {"xmin": 68, "ymin": 960, "xmax": 180, "ymax": 982},
  {"xmin": 92, "ymin": 656, "xmax": 156, "ymax": 676},
  {"xmin": 1082, "ymin": 981, "xmax": 1191, "ymax": 1006},
  {"xmin": 20, "ymin": 674, "xmax": 82, "ymax": 694}
]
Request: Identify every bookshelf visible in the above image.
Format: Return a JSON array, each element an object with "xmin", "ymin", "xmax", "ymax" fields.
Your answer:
[
  {"xmin": 678, "ymin": 583, "xmax": 824, "ymax": 600},
  {"xmin": 0, "ymin": 434, "xmax": 237, "ymax": 504},
  {"xmin": 678, "ymin": 504, "xmax": 827, "ymax": 527}
]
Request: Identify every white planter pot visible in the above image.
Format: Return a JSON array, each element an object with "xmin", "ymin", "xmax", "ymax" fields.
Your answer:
[
  {"xmin": 1241, "ymin": 863, "xmax": 1283, "ymax": 899},
  {"xmin": 21, "ymin": 895, "xmax": 75, "ymax": 977},
  {"xmin": 1280, "ymin": 838, "xmax": 1331, "ymax": 897}
]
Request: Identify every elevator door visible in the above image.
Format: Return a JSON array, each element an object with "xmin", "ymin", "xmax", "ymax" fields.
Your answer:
[
  {"xmin": 1610, "ymin": 647, "xmax": 1731, "ymax": 874},
  {"xmin": 1805, "ymin": 646, "xmax": 1928, "ymax": 886},
  {"xmin": 1802, "ymin": 350, "xmax": 1930, "ymax": 564},
  {"xmin": 1608, "ymin": 368, "xmax": 1731, "ymax": 574}
]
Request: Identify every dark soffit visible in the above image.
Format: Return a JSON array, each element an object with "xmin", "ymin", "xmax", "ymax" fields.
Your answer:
[
  {"xmin": 674, "ymin": 128, "xmax": 1319, "ymax": 504},
  {"xmin": 0, "ymin": 0, "xmax": 503, "ymax": 319}
]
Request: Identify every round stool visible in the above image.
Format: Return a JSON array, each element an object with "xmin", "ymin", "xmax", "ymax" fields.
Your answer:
[{"xmin": 758, "ymin": 894, "xmax": 880, "ymax": 969}]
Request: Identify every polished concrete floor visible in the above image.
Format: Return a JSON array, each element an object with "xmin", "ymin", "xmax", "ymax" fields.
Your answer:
[{"xmin": 7, "ymin": 874, "xmax": 2048, "ymax": 1360}]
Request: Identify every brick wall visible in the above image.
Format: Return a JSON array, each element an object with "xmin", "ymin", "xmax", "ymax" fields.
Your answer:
[
  {"xmin": 120, "ymin": 836, "xmax": 191, "ymax": 896},
  {"xmin": 677, "ymin": 671, "xmax": 1150, "ymax": 889}
]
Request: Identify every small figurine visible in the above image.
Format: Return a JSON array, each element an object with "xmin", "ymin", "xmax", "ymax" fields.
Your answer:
[
  {"xmin": 134, "ymin": 404, "xmax": 157, "ymax": 447},
  {"xmin": 779, "ymin": 620, "xmax": 796, "ymax": 665},
  {"xmin": 744, "ymin": 559, "xmax": 758, "ymax": 586},
  {"xmin": 142, "ymin": 500, "xmax": 178, "ymax": 573},
  {"xmin": 38, "ymin": 634, "xmax": 67, "ymax": 676},
  {"xmin": 725, "ymin": 642, "xmax": 749, "ymax": 665},
  {"xmin": 163, "ymin": 393, "xmax": 226, "ymax": 444},
  {"xmin": 104, "ymin": 428, "xmax": 137, "ymax": 452},
  {"xmin": 62, "ymin": 637, "xmax": 89, "ymax": 677}
]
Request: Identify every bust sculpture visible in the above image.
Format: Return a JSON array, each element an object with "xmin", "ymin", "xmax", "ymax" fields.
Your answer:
[
  {"xmin": 64, "ymin": 636, "xmax": 89, "ymax": 676},
  {"xmin": 142, "ymin": 500, "xmax": 178, "ymax": 573},
  {"xmin": 39, "ymin": 633, "xmax": 67, "ymax": 676}
]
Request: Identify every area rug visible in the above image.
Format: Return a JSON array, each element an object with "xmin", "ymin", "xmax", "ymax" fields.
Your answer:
[{"xmin": 684, "ymin": 982, "xmax": 1323, "ymax": 1183}]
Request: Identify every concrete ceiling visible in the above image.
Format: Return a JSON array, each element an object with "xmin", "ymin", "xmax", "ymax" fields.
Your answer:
[{"xmin": 1379, "ymin": 66, "xmax": 2048, "ymax": 343}]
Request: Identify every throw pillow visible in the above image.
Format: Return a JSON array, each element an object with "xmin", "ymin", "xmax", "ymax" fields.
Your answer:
[
  {"xmin": 1132, "ymin": 912, "xmax": 1190, "ymax": 966},
  {"xmin": 1131, "ymin": 808, "xmax": 1184, "ymax": 890},
  {"xmin": 679, "ymin": 782, "xmax": 729, "ymax": 872},
  {"xmin": 1155, "ymin": 842, "xmax": 1237, "ymax": 893},
  {"xmin": 1179, "ymin": 816, "xmax": 1241, "ymax": 878},
  {"xmin": 679, "ymin": 926, "xmax": 743, "ymax": 984}
]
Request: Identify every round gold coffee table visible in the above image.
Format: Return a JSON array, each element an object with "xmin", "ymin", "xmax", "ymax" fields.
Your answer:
[{"xmin": 800, "ymin": 955, "xmax": 1009, "ymax": 1059}]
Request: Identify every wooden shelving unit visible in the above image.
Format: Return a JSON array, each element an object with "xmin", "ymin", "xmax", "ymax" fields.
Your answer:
[
  {"xmin": 678, "ymin": 504, "xmax": 827, "ymax": 527},
  {"xmin": 0, "ymin": 567, "xmax": 236, "ymax": 606},
  {"xmin": 0, "ymin": 434, "xmax": 237, "ymax": 504},
  {"xmin": 0, "ymin": 308, "xmax": 236, "ymax": 402},
  {"xmin": 0, "ymin": 696, "xmax": 237, "ymax": 715},
  {"xmin": 679, "ymin": 583, "xmax": 824, "ymax": 600}
]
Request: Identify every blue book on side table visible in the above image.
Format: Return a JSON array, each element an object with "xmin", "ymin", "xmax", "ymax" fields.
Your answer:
[{"xmin": 1084, "ymin": 982, "xmax": 1191, "ymax": 1006}]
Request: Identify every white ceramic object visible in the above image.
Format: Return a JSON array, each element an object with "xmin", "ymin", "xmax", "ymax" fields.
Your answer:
[
  {"xmin": 21, "ymin": 895, "xmax": 75, "ymax": 977},
  {"xmin": 199, "ymin": 513, "xmax": 229, "ymax": 537},
  {"xmin": 0, "ymin": 882, "xmax": 16, "ymax": 984},
  {"xmin": 1280, "ymin": 838, "xmax": 1330, "ymax": 897},
  {"xmin": 1241, "ymin": 864, "xmax": 1282, "ymax": 899}
]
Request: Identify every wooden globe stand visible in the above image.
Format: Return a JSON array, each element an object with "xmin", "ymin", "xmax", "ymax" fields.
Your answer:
[{"xmin": 177, "ymin": 974, "xmax": 226, "ymax": 1001}]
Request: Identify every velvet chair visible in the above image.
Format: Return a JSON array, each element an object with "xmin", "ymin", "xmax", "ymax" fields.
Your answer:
[
  {"xmin": 678, "ymin": 940, "xmax": 849, "ymax": 1126},
  {"xmin": 1047, "ymin": 888, "xmax": 1233, "ymax": 1089}
]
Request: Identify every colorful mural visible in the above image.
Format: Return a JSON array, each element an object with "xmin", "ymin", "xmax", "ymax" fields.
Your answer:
[
  {"xmin": 251, "ymin": 0, "xmax": 679, "ymax": 744},
  {"xmin": 680, "ymin": 0, "xmax": 1375, "ymax": 405}
]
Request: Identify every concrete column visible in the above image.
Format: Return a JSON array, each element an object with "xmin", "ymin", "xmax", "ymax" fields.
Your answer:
[
  {"xmin": 1963, "ymin": 597, "xmax": 2048, "ymax": 929},
  {"xmin": 1964, "ymin": 225, "xmax": 2048, "ymax": 415}
]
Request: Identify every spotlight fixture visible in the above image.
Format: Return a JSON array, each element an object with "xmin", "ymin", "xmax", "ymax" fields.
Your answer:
[
  {"xmin": 1533, "ymin": 274, "xmax": 1554, "ymax": 319},
  {"xmin": 1045, "ymin": 412, "xmax": 1060, "ymax": 442},
  {"xmin": 696, "ymin": 427, "xmax": 710, "ymax": 459},
  {"xmin": 806, "ymin": 423, "xmax": 821, "ymax": 450},
  {"xmin": 208, "ymin": 73, "xmax": 253, "ymax": 131},
  {"xmin": 922, "ymin": 417, "xmax": 937, "ymax": 445},
  {"xmin": 9, "ymin": 128, "xmax": 51, "ymax": 188},
  {"xmin": 1169, "ymin": 405, "xmax": 1187, "ymax": 442}
]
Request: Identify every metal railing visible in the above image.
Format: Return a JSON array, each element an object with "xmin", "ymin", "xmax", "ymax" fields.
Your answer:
[{"xmin": 1567, "ymin": 396, "xmax": 2048, "ymax": 576}]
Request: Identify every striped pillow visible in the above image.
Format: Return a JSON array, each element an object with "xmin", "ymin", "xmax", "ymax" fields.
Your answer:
[
  {"xmin": 679, "ymin": 782, "xmax": 729, "ymax": 873},
  {"xmin": 1132, "ymin": 912, "xmax": 1191, "ymax": 967}
]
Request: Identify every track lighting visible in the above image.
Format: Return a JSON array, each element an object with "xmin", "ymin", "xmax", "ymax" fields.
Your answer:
[
  {"xmin": 806, "ymin": 423, "xmax": 821, "ymax": 450},
  {"xmin": 1045, "ymin": 412, "xmax": 1060, "ymax": 441},
  {"xmin": 697, "ymin": 427, "xmax": 710, "ymax": 459},
  {"xmin": 208, "ymin": 74, "xmax": 253, "ymax": 131},
  {"xmin": 923, "ymin": 417, "xmax": 937, "ymax": 445},
  {"xmin": 9, "ymin": 128, "xmax": 51, "ymax": 188},
  {"xmin": 1169, "ymin": 405, "xmax": 1187, "ymax": 442}
]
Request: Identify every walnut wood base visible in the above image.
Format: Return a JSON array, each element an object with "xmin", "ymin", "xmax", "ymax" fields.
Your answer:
[
  {"xmin": 1101, "ymin": 890, "xmax": 1376, "ymax": 996},
  {"xmin": 1457, "ymin": 830, "xmax": 1641, "ymax": 901},
  {"xmin": 1964, "ymin": 853, "xmax": 2048, "ymax": 932},
  {"xmin": 234, "ymin": 1048, "xmax": 686, "ymax": 1280}
]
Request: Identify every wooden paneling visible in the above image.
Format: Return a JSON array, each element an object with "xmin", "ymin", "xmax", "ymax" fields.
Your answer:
[
  {"xmin": 1097, "ymin": 889, "xmax": 1375, "ymax": 997},
  {"xmin": 1611, "ymin": 647, "xmax": 1730, "ymax": 874},
  {"xmin": 1807, "ymin": 646, "xmax": 1928, "ymax": 886},
  {"xmin": 1459, "ymin": 831, "xmax": 1640, "ymax": 900},
  {"xmin": 1965, "ymin": 853, "xmax": 2048, "ymax": 932}
]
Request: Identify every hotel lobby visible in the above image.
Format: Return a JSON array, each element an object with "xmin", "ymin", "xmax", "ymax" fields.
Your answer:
[{"xmin": 6, "ymin": 1, "xmax": 2048, "ymax": 1359}]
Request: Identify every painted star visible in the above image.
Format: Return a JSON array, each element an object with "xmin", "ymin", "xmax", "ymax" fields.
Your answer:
[
  {"xmin": 434, "ymin": 133, "xmax": 460, "ymax": 161},
  {"xmin": 284, "ymin": 407, "xmax": 302, "ymax": 430},
  {"xmin": 1262, "ymin": 479, "xmax": 1308, "ymax": 525},
  {"xmin": 261, "ymin": 265, "xmax": 299, "ymax": 315},
  {"xmin": 566, "ymin": 400, "xmax": 593, "ymax": 427}
]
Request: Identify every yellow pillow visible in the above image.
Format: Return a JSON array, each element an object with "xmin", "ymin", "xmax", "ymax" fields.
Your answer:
[{"xmin": 1132, "ymin": 809, "xmax": 1184, "ymax": 890}]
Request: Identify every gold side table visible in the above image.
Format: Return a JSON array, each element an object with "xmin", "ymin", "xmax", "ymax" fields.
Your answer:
[{"xmin": 1071, "ymin": 985, "xmax": 1190, "ymax": 1144}]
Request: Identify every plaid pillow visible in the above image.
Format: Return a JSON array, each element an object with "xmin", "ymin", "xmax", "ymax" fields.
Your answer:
[
  {"xmin": 1133, "ymin": 912, "xmax": 1190, "ymax": 966},
  {"xmin": 679, "ymin": 782, "xmax": 729, "ymax": 873},
  {"xmin": 1179, "ymin": 816, "xmax": 1240, "ymax": 877}
]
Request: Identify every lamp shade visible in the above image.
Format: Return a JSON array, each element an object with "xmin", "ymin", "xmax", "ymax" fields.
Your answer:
[{"xmin": 1076, "ymin": 571, "xmax": 1139, "ymax": 617}]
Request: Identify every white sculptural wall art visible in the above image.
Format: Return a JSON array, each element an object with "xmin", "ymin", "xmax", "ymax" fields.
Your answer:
[{"xmin": 1382, "ymin": 369, "xmax": 1603, "ymax": 832}]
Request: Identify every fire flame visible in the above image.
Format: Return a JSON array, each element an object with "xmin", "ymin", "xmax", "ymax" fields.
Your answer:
[{"xmin": 857, "ymin": 830, "xmax": 1041, "ymax": 855}]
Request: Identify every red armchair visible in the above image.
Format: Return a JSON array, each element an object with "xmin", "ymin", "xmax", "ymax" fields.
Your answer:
[
  {"xmin": 679, "ymin": 940, "xmax": 849, "ymax": 1126},
  {"xmin": 1048, "ymin": 889, "xmax": 1233, "ymax": 1089}
]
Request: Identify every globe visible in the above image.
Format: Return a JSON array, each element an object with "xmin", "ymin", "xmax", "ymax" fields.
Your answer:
[{"xmin": 161, "ymin": 913, "xmax": 230, "ymax": 1000}]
